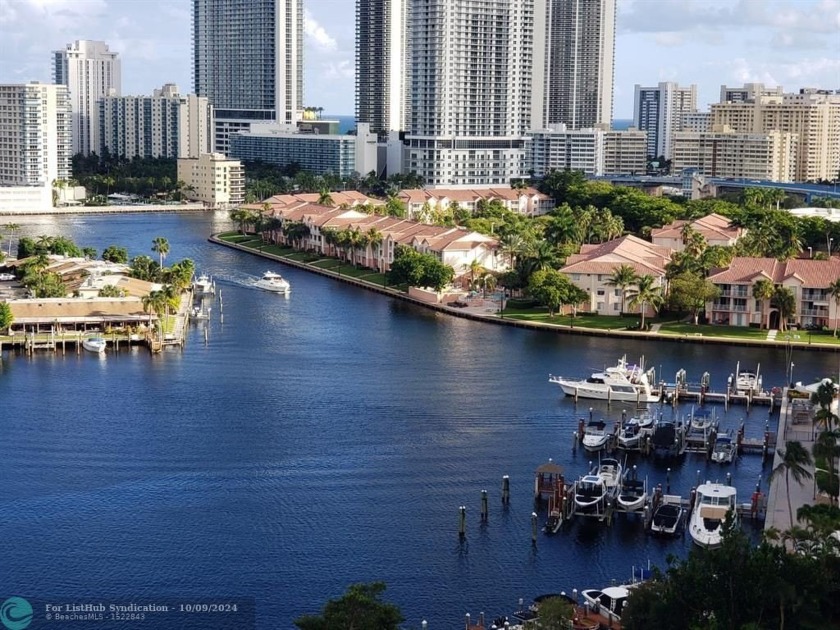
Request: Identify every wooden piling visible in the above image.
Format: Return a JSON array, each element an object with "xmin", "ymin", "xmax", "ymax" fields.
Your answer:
[
  {"xmin": 480, "ymin": 490, "xmax": 488, "ymax": 523},
  {"xmin": 531, "ymin": 512, "xmax": 538, "ymax": 545},
  {"xmin": 458, "ymin": 506, "xmax": 466, "ymax": 539},
  {"xmin": 501, "ymin": 475, "xmax": 510, "ymax": 505}
]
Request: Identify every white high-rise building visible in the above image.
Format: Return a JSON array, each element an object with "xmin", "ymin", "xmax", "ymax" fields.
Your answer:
[
  {"xmin": 0, "ymin": 83, "xmax": 71, "ymax": 211},
  {"xmin": 404, "ymin": 0, "xmax": 534, "ymax": 186},
  {"xmin": 193, "ymin": 0, "xmax": 304, "ymax": 155},
  {"xmin": 99, "ymin": 84, "xmax": 214, "ymax": 160},
  {"xmin": 53, "ymin": 40, "xmax": 121, "ymax": 156},
  {"xmin": 356, "ymin": 0, "xmax": 407, "ymax": 138},
  {"xmin": 533, "ymin": 0, "xmax": 616, "ymax": 130},
  {"xmin": 633, "ymin": 82, "xmax": 697, "ymax": 160}
]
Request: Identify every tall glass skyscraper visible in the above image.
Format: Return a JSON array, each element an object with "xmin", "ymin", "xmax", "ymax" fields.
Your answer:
[{"xmin": 193, "ymin": 0, "xmax": 304, "ymax": 154}]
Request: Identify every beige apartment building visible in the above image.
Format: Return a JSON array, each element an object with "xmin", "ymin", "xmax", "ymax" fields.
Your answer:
[
  {"xmin": 603, "ymin": 129, "xmax": 648, "ymax": 175},
  {"xmin": 177, "ymin": 153, "xmax": 244, "ymax": 209},
  {"xmin": 711, "ymin": 90, "xmax": 840, "ymax": 181},
  {"xmin": 671, "ymin": 125, "xmax": 797, "ymax": 182}
]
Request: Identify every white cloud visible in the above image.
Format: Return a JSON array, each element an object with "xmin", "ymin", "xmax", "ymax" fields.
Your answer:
[{"xmin": 305, "ymin": 12, "xmax": 337, "ymax": 51}]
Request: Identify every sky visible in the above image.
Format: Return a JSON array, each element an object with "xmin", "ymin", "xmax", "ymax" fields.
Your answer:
[{"xmin": 0, "ymin": 0, "xmax": 838, "ymax": 119}]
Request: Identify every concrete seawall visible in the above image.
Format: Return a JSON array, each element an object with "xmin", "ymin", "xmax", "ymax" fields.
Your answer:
[
  {"xmin": 209, "ymin": 235, "xmax": 840, "ymax": 353},
  {"xmin": 0, "ymin": 204, "xmax": 207, "ymax": 216}
]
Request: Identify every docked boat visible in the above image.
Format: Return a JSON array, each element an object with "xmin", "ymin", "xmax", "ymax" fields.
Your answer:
[
  {"xmin": 190, "ymin": 303, "xmax": 211, "ymax": 320},
  {"xmin": 192, "ymin": 273, "xmax": 215, "ymax": 295},
  {"xmin": 549, "ymin": 365, "xmax": 660, "ymax": 403},
  {"xmin": 689, "ymin": 407, "xmax": 717, "ymax": 433},
  {"xmin": 617, "ymin": 410, "xmax": 655, "ymax": 450},
  {"xmin": 574, "ymin": 458, "xmax": 623, "ymax": 512},
  {"xmin": 689, "ymin": 482, "xmax": 738, "ymax": 548},
  {"xmin": 650, "ymin": 498, "xmax": 684, "ymax": 536},
  {"xmin": 254, "ymin": 270, "xmax": 291, "ymax": 294},
  {"xmin": 82, "ymin": 337, "xmax": 107, "ymax": 353},
  {"xmin": 617, "ymin": 478, "xmax": 648, "ymax": 512},
  {"xmin": 581, "ymin": 584, "xmax": 636, "ymax": 625},
  {"xmin": 711, "ymin": 433, "xmax": 737, "ymax": 464},
  {"xmin": 730, "ymin": 363, "xmax": 763, "ymax": 395},
  {"xmin": 651, "ymin": 419, "xmax": 687, "ymax": 459},
  {"xmin": 581, "ymin": 420, "xmax": 609, "ymax": 452}
]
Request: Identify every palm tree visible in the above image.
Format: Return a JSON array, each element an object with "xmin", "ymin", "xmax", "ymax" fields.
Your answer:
[
  {"xmin": 770, "ymin": 440, "xmax": 813, "ymax": 530},
  {"xmin": 605, "ymin": 264, "xmax": 639, "ymax": 314},
  {"xmin": 366, "ymin": 228, "xmax": 384, "ymax": 270},
  {"xmin": 813, "ymin": 430, "xmax": 840, "ymax": 506},
  {"xmin": 4, "ymin": 223, "xmax": 20, "ymax": 258},
  {"xmin": 151, "ymin": 237, "xmax": 170, "ymax": 267},
  {"xmin": 829, "ymin": 278, "xmax": 840, "ymax": 336},
  {"xmin": 626, "ymin": 275, "xmax": 664, "ymax": 329},
  {"xmin": 773, "ymin": 286, "xmax": 797, "ymax": 332},
  {"xmin": 752, "ymin": 279, "xmax": 775, "ymax": 330},
  {"xmin": 463, "ymin": 259, "xmax": 485, "ymax": 289},
  {"xmin": 317, "ymin": 189, "xmax": 335, "ymax": 207}
]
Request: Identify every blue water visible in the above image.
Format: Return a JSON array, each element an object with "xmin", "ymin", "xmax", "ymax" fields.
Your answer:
[
  {"xmin": 0, "ymin": 212, "xmax": 835, "ymax": 628},
  {"xmin": 613, "ymin": 118, "xmax": 633, "ymax": 131},
  {"xmin": 323, "ymin": 114, "xmax": 355, "ymax": 134}
]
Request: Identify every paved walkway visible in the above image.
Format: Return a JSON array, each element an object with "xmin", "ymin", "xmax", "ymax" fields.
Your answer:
[
  {"xmin": 649, "ymin": 323, "xmax": 662, "ymax": 333},
  {"xmin": 765, "ymin": 394, "xmax": 821, "ymax": 535},
  {"xmin": 767, "ymin": 330, "xmax": 778, "ymax": 341}
]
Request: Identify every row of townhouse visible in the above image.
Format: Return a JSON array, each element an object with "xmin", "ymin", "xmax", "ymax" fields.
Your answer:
[
  {"xmin": 397, "ymin": 187, "xmax": 555, "ymax": 219},
  {"xmin": 559, "ymin": 213, "xmax": 840, "ymax": 329},
  {"xmin": 245, "ymin": 195, "xmax": 503, "ymax": 277}
]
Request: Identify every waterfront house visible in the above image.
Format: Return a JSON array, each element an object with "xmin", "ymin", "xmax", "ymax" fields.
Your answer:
[
  {"xmin": 6, "ymin": 297, "xmax": 156, "ymax": 335},
  {"xmin": 650, "ymin": 213, "xmax": 743, "ymax": 251},
  {"xmin": 705, "ymin": 257, "xmax": 840, "ymax": 328},
  {"xmin": 560, "ymin": 235, "xmax": 672, "ymax": 316}
]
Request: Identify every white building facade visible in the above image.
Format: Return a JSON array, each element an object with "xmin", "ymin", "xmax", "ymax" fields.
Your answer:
[
  {"xmin": 533, "ymin": 0, "xmax": 616, "ymax": 130},
  {"xmin": 99, "ymin": 84, "xmax": 213, "ymax": 160},
  {"xmin": 633, "ymin": 82, "xmax": 697, "ymax": 160},
  {"xmin": 403, "ymin": 0, "xmax": 533, "ymax": 186},
  {"xmin": 53, "ymin": 40, "xmax": 121, "ymax": 156},
  {"xmin": 0, "ymin": 82, "xmax": 71, "ymax": 212},
  {"xmin": 177, "ymin": 153, "xmax": 244, "ymax": 209},
  {"xmin": 528, "ymin": 125, "xmax": 647, "ymax": 177}
]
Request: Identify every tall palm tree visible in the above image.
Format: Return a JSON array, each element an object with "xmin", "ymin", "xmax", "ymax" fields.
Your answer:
[
  {"xmin": 829, "ymin": 278, "xmax": 840, "ymax": 337},
  {"xmin": 317, "ymin": 189, "xmax": 335, "ymax": 207},
  {"xmin": 813, "ymin": 430, "xmax": 840, "ymax": 506},
  {"xmin": 366, "ymin": 228, "xmax": 384, "ymax": 270},
  {"xmin": 4, "ymin": 223, "xmax": 20, "ymax": 258},
  {"xmin": 773, "ymin": 286, "xmax": 797, "ymax": 332},
  {"xmin": 463, "ymin": 258, "xmax": 485, "ymax": 289},
  {"xmin": 626, "ymin": 274, "xmax": 664, "ymax": 329},
  {"xmin": 770, "ymin": 440, "xmax": 813, "ymax": 529},
  {"xmin": 605, "ymin": 264, "xmax": 639, "ymax": 314},
  {"xmin": 752, "ymin": 279, "xmax": 775, "ymax": 330},
  {"xmin": 151, "ymin": 237, "xmax": 170, "ymax": 268}
]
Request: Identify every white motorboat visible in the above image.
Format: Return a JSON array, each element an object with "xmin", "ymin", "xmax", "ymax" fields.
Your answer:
[
  {"xmin": 192, "ymin": 273, "xmax": 215, "ymax": 295},
  {"xmin": 689, "ymin": 408, "xmax": 716, "ymax": 433},
  {"xmin": 617, "ymin": 411, "xmax": 655, "ymax": 450},
  {"xmin": 549, "ymin": 370, "xmax": 659, "ymax": 403},
  {"xmin": 581, "ymin": 584, "xmax": 636, "ymax": 624},
  {"xmin": 581, "ymin": 420, "xmax": 609, "ymax": 452},
  {"xmin": 689, "ymin": 482, "xmax": 738, "ymax": 549},
  {"xmin": 711, "ymin": 433, "xmax": 737, "ymax": 464},
  {"xmin": 617, "ymin": 478, "xmax": 648, "ymax": 512},
  {"xmin": 82, "ymin": 337, "xmax": 107, "ymax": 353},
  {"xmin": 254, "ymin": 270, "xmax": 291, "ymax": 294},
  {"xmin": 730, "ymin": 362, "xmax": 762, "ymax": 395},
  {"xmin": 650, "ymin": 498, "xmax": 684, "ymax": 536},
  {"xmin": 190, "ymin": 303, "xmax": 211, "ymax": 320},
  {"xmin": 575, "ymin": 458, "xmax": 623, "ymax": 512}
]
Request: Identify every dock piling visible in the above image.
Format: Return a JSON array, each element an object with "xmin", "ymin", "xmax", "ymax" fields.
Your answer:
[
  {"xmin": 666, "ymin": 467, "xmax": 671, "ymax": 493},
  {"xmin": 480, "ymin": 490, "xmax": 488, "ymax": 523},
  {"xmin": 501, "ymin": 475, "xmax": 510, "ymax": 505},
  {"xmin": 458, "ymin": 506, "xmax": 466, "ymax": 539},
  {"xmin": 531, "ymin": 512, "xmax": 538, "ymax": 546}
]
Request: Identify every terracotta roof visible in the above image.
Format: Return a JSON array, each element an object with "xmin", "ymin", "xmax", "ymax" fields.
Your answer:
[
  {"xmin": 708, "ymin": 257, "xmax": 840, "ymax": 288},
  {"xmin": 561, "ymin": 235, "xmax": 672, "ymax": 277},
  {"xmin": 397, "ymin": 186, "xmax": 548, "ymax": 204},
  {"xmin": 651, "ymin": 213, "xmax": 741, "ymax": 242}
]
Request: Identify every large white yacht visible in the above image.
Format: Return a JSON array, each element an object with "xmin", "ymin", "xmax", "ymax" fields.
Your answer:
[
  {"xmin": 549, "ymin": 356, "xmax": 659, "ymax": 403},
  {"xmin": 689, "ymin": 482, "xmax": 738, "ymax": 548},
  {"xmin": 254, "ymin": 271, "xmax": 291, "ymax": 294}
]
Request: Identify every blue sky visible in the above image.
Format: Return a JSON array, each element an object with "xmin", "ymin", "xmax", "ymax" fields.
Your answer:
[{"xmin": 1, "ymin": 0, "xmax": 838, "ymax": 118}]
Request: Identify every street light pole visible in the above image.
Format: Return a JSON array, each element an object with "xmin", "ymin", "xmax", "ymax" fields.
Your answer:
[{"xmin": 790, "ymin": 361, "xmax": 795, "ymax": 386}]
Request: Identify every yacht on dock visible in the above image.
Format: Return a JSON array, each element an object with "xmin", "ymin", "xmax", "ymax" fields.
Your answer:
[
  {"xmin": 192, "ymin": 273, "xmax": 214, "ymax": 295},
  {"xmin": 574, "ymin": 458, "xmax": 623, "ymax": 513},
  {"xmin": 581, "ymin": 420, "xmax": 609, "ymax": 452},
  {"xmin": 689, "ymin": 482, "xmax": 738, "ymax": 548},
  {"xmin": 82, "ymin": 337, "xmax": 106, "ymax": 353},
  {"xmin": 581, "ymin": 584, "xmax": 637, "ymax": 625},
  {"xmin": 651, "ymin": 418, "xmax": 687, "ymax": 459},
  {"xmin": 650, "ymin": 497, "xmax": 684, "ymax": 536},
  {"xmin": 617, "ymin": 410, "xmax": 655, "ymax": 450},
  {"xmin": 254, "ymin": 271, "xmax": 291, "ymax": 294},
  {"xmin": 689, "ymin": 407, "xmax": 717, "ymax": 433},
  {"xmin": 731, "ymin": 362, "xmax": 763, "ymax": 395},
  {"xmin": 549, "ymin": 356, "xmax": 660, "ymax": 403}
]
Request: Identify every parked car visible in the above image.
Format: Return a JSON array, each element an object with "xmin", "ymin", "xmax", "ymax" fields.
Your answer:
[{"xmin": 0, "ymin": 273, "xmax": 15, "ymax": 281}]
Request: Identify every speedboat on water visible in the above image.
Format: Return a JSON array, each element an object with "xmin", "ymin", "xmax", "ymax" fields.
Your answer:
[
  {"xmin": 581, "ymin": 420, "xmax": 609, "ymax": 452},
  {"xmin": 617, "ymin": 478, "xmax": 647, "ymax": 512},
  {"xmin": 549, "ymin": 369, "xmax": 659, "ymax": 403},
  {"xmin": 82, "ymin": 337, "xmax": 106, "ymax": 353},
  {"xmin": 617, "ymin": 411, "xmax": 655, "ymax": 450},
  {"xmin": 575, "ymin": 458, "xmax": 623, "ymax": 512},
  {"xmin": 711, "ymin": 433, "xmax": 737, "ymax": 464},
  {"xmin": 192, "ymin": 273, "xmax": 214, "ymax": 295},
  {"xmin": 254, "ymin": 271, "xmax": 291, "ymax": 294},
  {"xmin": 689, "ymin": 482, "xmax": 738, "ymax": 548},
  {"xmin": 650, "ymin": 498, "xmax": 684, "ymax": 536}
]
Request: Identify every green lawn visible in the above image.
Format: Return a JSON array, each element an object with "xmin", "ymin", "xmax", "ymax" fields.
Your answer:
[
  {"xmin": 358, "ymin": 272, "xmax": 388, "ymax": 286},
  {"xmin": 657, "ymin": 322, "xmax": 770, "ymax": 340},
  {"xmin": 500, "ymin": 308, "xmax": 661, "ymax": 330},
  {"xmin": 779, "ymin": 330, "xmax": 840, "ymax": 346},
  {"xmin": 310, "ymin": 259, "xmax": 342, "ymax": 269}
]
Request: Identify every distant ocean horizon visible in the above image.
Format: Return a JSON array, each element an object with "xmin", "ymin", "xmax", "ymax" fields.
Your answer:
[{"xmin": 326, "ymin": 115, "xmax": 634, "ymax": 135}]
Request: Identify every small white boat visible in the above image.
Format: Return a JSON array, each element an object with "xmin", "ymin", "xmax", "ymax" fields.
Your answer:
[
  {"xmin": 689, "ymin": 408, "xmax": 716, "ymax": 433},
  {"xmin": 650, "ymin": 498, "xmax": 684, "ymax": 536},
  {"xmin": 255, "ymin": 270, "xmax": 291, "ymax": 294},
  {"xmin": 711, "ymin": 433, "xmax": 737, "ymax": 464},
  {"xmin": 617, "ymin": 411, "xmax": 655, "ymax": 450},
  {"xmin": 82, "ymin": 337, "xmax": 107, "ymax": 353},
  {"xmin": 617, "ymin": 478, "xmax": 647, "ymax": 512},
  {"xmin": 581, "ymin": 584, "xmax": 635, "ymax": 624},
  {"xmin": 575, "ymin": 458, "xmax": 623, "ymax": 512},
  {"xmin": 689, "ymin": 482, "xmax": 738, "ymax": 549},
  {"xmin": 192, "ymin": 273, "xmax": 215, "ymax": 295},
  {"xmin": 190, "ymin": 304, "xmax": 211, "ymax": 320},
  {"xmin": 729, "ymin": 362, "xmax": 763, "ymax": 395},
  {"xmin": 581, "ymin": 420, "xmax": 609, "ymax": 452}
]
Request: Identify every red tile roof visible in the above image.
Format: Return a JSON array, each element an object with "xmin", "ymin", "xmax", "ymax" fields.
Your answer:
[
  {"xmin": 651, "ymin": 213, "xmax": 742, "ymax": 242},
  {"xmin": 561, "ymin": 235, "xmax": 672, "ymax": 277},
  {"xmin": 708, "ymin": 257, "xmax": 840, "ymax": 288}
]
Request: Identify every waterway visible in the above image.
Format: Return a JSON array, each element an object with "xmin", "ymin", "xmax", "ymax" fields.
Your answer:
[{"xmin": 1, "ymin": 212, "xmax": 837, "ymax": 628}]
